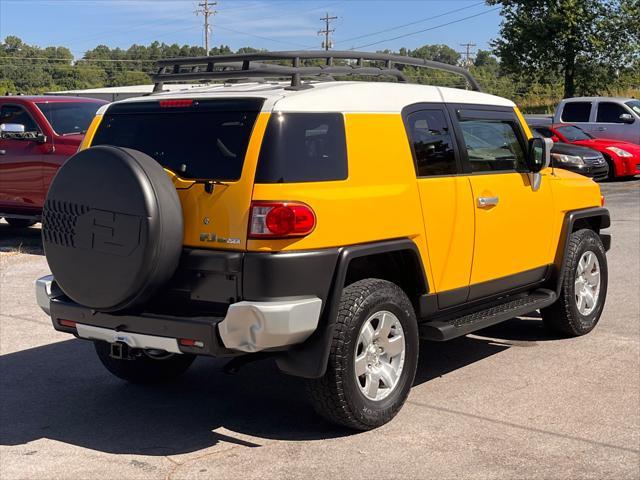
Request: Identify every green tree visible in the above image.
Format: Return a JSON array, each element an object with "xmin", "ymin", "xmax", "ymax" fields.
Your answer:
[{"xmin": 488, "ymin": 0, "xmax": 640, "ymax": 98}]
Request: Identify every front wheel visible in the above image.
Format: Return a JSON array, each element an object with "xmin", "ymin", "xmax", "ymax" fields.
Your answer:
[
  {"xmin": 541, "ymin": 229, "xmax": 608, "ymax": 336},
  {"xmin": 306, "ymin": 279, "xmax": 419, "ymax": 430},
  {"xmin": 94, "ymin": 341, "xmax": 196, "ymax": 384}
]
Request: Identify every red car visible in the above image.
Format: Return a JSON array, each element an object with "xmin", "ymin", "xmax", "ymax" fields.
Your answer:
[
  {"xmin": 0, "ymin": 96, "xmax": 107, "ymax": 227},
  {"xmin": 535, "ymin": 123, "xmax": 640, "ymax": 179}
]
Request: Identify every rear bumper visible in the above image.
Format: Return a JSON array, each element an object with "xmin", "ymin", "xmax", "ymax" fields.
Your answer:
[{"xmin": 36, "ymin": 275, "xmax": 322, "ymax": 356}]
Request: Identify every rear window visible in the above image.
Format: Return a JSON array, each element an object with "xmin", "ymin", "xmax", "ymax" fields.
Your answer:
[
  {"xmin": 36, "ymin": 102, "xmax": 103, "ymax": 135},
  {"xmin": 561, "ymin": 102, "xmax": 592, "ymax": 122},
  {"xmin": 255, "ymin": 113, "xmax": 347, "ymax": 183},
  {"xmin": 91, "ymin": 99, "xmax": 262, "ymax": 181}
]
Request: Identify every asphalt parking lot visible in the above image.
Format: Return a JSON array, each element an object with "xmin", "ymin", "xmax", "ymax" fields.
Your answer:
[{"xmin": 0, "ymin": 179, "xmax": 638, "ymax": 480}]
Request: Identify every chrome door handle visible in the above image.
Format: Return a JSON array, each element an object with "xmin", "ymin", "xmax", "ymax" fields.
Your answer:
[
  {"xmin": 0, "ymin": 150, "xmax": 6, "ymax": 155},
  {"xmin": 597, "ymin": 127, "xmax": 606, "ymax": 131},
  {"xmin": 477, "ymin": 196, "xmax": 499, "ymax": 207}
]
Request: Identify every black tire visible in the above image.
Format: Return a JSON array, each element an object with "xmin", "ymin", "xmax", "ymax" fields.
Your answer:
[
  {"xmin": 602, "ymin": 154, "xmax": 616, "ymax": 181},
  {"xmin": 5, "ymin": 218, "xmax": 37, "ymax": 228},
  {"xmin": 306, "ymin": 279, "xmax": 419, "ymax": 431},
  {"xmin": 542, "ymin": 229, "xmax": 608, "ymax": 336},
  {"xmin": 42, "ymin": 146, "xmax": 183, "ymax": 312},
  {"xmin": 94, "ymin": 341, "xmax": 196, "ymax": 384}
]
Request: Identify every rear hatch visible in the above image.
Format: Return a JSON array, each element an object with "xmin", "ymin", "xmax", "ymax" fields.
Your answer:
[{"xmin": 90, "ymin": 98, "xmax": 268, "ymax": 250}]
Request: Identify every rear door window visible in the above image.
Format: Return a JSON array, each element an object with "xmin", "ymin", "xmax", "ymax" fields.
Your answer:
[
  {"xmin": 561, "ymin": 102, "xmax": 592, "ymax": 122},
  {"xmin": 256, "ymin": 113, "xmax": 347, "ymax": 183},
  {"xmin": 596, "ymin": 102, "xmax": 630, "ymax": 123},
  {"xmin": 405, "ymin": 109, "xmax": 457, "ymax": 176},
  {"xmin": 91, "ymin": 99, "xmax": 262, "ymax": 181}
]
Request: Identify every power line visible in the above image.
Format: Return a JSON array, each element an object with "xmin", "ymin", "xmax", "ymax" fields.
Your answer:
[
  {"xmin": 318, "ymin": 13, "xmax": 338, "ymax": 51},
  {"xmin": 352, "ymin": 7, "xmax": 501, "ymax": 50},
  {"xmin": 335, "ymin": 1, "xmax": 485, "ymax": 45},
  {"xmin": 195, "ymin": 1, "xmax": 217, "ymax": 55}
]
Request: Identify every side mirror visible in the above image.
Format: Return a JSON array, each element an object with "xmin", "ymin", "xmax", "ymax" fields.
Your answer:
[
  {"xmin": 551, "ymin": 135, "xmax": 560, "ymax": 142},
  {"xmin": 0, "ymin": 123, "xmax": 25, "ymax": 137},
  {"xmin": 527, "ymin": 137, "xmax": 552, "ymax": 173},
  {"xmin": 619, "ymin": 113, "xmax": 635, "ymax": 124}
]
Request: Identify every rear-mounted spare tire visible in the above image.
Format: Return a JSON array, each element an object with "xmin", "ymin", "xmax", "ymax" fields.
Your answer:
[{"xmin": 42, "ymin": 146, "xmax": 183, "ymax": 312}]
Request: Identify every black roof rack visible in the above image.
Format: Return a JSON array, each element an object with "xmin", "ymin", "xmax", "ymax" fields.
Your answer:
[{"xmin": 151, "ymin": 50, "xmax": 481, "ymax": 92}]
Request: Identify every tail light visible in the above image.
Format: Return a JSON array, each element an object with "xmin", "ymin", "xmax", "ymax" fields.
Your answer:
[
  {"xmin": 601, "ymin": 195, "xmax": 605, "ymax": 206},
  {"xmin": 249, "ymin": 201, "xmax": 316, "ymax": 238},
  {"xmin": 159, "ymin": 99, "xmax": 193, "ymax": 108}
]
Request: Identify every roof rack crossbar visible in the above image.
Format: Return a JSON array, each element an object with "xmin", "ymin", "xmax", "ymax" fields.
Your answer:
[{"xmin": 151, "ymin": 50, "xmax": 480, "ymax": 92}]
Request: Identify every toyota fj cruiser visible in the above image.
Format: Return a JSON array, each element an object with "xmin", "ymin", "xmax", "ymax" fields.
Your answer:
[{"xmin": 36, "ymin": 52, "xmax": 610, "ymax": 430}]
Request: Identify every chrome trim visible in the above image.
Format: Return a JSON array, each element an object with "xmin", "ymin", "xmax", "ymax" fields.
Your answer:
[
  {"xmin": 75, "ymin": 324, "xmax": 182, "ymax": 354},
  {"xmin": 218, "ymin": 297, "xmax": 322, "ymax": 353},
  {"xmin": 35, "ymin": 275, "xmax": 63, "ymax": 315},
  {"xmin": 477, "ymin": 196, "xmax": 499, "ymax": 207}
]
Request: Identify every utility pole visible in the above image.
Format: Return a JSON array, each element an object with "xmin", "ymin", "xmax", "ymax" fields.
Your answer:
[
  {"xmin": 460, "ymin": 42, "xmax": 477, "ymax": 67},
  {"xmin": 196, "ymin": 1, "xmax": 217, "ymax": 55},
  {"xmin": 318, "ymin": 13, "xmax": 337, "ymax": 51}
]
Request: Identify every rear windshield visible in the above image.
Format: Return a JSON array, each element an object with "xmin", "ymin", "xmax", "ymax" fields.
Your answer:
[
  {"xmin": 92, "ymin": 99, "xmax": 262, "ymax": 181},
  {"xmin": 36, "ymin": 102, "xmax": 103, "ymax": 135},
  {"xmin": 256, "ymin": 112, "xmax": 348, "ymax": 183}
]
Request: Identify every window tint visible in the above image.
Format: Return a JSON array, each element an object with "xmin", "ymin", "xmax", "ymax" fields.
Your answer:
[
  {"xmin": 406, "ymin": 109, "xmax": 457, "ymax": 176},
  {"xmin": 561, "ymin": 102, "xmax": 592, "ymax": 122},
  {"xmin": 596, "ymin": 102, "xmax": 630, "ymax": 123},
  {"xmin": 460, "ymin": 119, "xmax": 527, "ymax": 172},
  {"xmin": 256, "ymin": 113, "xmax": 347, "ymax": 183},
  {"xmin": 0, "ymin": 105, "xmax": 39, "ymax": 132},
  {"xmin": 36, "ymin": 102, "xmax": 102, "ymax": 135},
  {"xmin": 92, "ymin": 101, "xmax": 260, "ymax": 180}
]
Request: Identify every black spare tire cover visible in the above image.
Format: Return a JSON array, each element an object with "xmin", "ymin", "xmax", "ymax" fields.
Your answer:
[{"xmin": 42, "ymin": 146, "xmax": 184, "ymax": 312}]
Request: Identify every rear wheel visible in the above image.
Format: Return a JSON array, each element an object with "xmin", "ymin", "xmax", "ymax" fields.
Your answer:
[
  {"xmin": 306, "ymin": 279, "xmax": 419, "ymax": 430},
  {"xmin": 542, "ymin": 229, "xmax": 607, "ymax": 336},
  {"xmin": 94, "ymin": 341, "xmax": 196, "ymax": 384},
  {"xmin": 5, "ymin": 218, "xmax": 37, "ymax": 228}
]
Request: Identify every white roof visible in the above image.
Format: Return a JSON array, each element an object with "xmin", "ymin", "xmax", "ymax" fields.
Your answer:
[{"xmin": 102, "ymin": 81, "xmax": 514, "ymax": 114}]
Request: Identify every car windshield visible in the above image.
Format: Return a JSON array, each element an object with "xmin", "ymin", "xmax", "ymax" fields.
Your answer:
[
  {"xmin": 36, "ymin": 102, "xmax": 103, "ymax": 135},
  {"xmin": 91, "ymin": 99, "xmax": 262, "ymax": 181},
  {"xmin": 625, "ymin": 100, "xmax": 640, "ymax": 116},
  {"xmin": 555, "ymin": 125, "xmax": 593, "ymax": 141}
]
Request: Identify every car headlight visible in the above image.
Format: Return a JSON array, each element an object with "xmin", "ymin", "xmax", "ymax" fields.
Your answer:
[
  {"xmin": 605, "ymin": 147, "xmax": 633, "ymax": 157},
  {"xmin": 551, "ymin": 153, "xmax": 584, "ymax": 165}
]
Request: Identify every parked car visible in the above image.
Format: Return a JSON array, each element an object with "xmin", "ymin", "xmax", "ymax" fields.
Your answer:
[
  {"xmin": 553, "ymin": 97, "xmax": 640, "ymax": 144},
  {"xmin": 35, "ymin": 51, "xmax": 610, "ymax": 431},
  {"xmin": 531, "ymin": 122, "xmax": 640, "ymax": 179},
  {"xmin": 527, "ymin": 123, "xmax": 609, "ymax": 180},
  {"xmin": 0, "ymin": 96, "xmax": 107, "ymax": 227}
]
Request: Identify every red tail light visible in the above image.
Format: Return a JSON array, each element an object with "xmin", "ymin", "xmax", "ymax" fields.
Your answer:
[
  {"xmin": 159, "ymin": 99, "xmax": 193, "ymax": 108},
  {"xmin": 249, "ymin": 201, "xmax": 316, "ymax": 238},
  {"xmin": 58, "ymin": 319, "xmax": 76, "ymax": 329}
]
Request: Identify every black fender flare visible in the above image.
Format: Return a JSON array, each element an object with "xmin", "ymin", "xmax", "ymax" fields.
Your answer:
[
  {"xmin": 550, "ymin": 207, "xmax": 610, "ymax": 296},
  {"xmin": 275, "ymin": 238, "xmax": 428, "ymax": 378}
]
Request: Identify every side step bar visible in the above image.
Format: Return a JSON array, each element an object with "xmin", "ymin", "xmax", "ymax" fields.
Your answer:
[{"xmin": 420, "ymin": 289, "xmax": 557, "ymax": 341}]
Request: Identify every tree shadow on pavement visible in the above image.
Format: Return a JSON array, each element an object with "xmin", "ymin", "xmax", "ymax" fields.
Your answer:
[
  {"xmin": 0, "ymin": 222, "xmax": 43, "ymax": 256},
  {"xmin": 0, "ymin": 316, "xmax": 560, "ymax": 455}
]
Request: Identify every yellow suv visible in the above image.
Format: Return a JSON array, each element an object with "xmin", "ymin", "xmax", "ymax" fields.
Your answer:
[{"xmin": 36, "ymin": 52, "xmax": 610, "ymax": 430}]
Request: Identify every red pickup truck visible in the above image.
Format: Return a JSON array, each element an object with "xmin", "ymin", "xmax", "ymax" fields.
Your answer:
[{"xmin": 0, "ymin": 96, "xmax": 107, "ymax": 227}]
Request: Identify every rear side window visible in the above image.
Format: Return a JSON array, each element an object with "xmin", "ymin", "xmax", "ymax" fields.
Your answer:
[
  {"xmin": 91, "ymin": 99, "xmax": 261, "ymax": 181},
  {"xmin": 596, "ymin": 102, "xmax": 629, "ymax": 123},
  {"xmin": 561, "ymin": 102, "xmax": 592, "ymax": 122},
  {"xmin": 256, "ymin": 113, "xmax": 347, "ymax": 183},
  {"xmin": 405, "ymin": 109, "xmax": 457, "ymax": 176}
]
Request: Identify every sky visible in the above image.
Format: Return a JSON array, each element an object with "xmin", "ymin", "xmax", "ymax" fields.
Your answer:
[{"xmin": 0, "ymin": 0, "xmax": 503, "ymax": 60}]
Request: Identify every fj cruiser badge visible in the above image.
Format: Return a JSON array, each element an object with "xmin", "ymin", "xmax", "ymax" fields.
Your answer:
[{"xmin": 200, "ymin": 232, "xmax": 240, "ymax": 245}]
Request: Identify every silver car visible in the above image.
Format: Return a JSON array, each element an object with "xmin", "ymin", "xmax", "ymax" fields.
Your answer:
[{"xmin": 553, "ymin": 97, "xmax": 640, "ymax": 144}]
